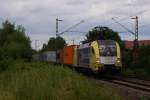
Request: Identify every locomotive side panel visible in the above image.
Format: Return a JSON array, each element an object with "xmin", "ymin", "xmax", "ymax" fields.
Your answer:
[{"xmin": 77, "ymin": 47, "xmax": 90, "ymax": 68}]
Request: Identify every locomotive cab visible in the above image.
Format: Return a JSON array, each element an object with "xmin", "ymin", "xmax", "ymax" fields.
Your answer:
[{"xmin": 97, "ymin": 40, "xmax": 122, "ymax": 71}]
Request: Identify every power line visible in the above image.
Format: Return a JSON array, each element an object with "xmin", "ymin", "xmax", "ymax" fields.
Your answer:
[
  {"xmin": 105, "ymin": 17, "xmax": 131, "ymax": 27},
  {"xmin": 112, "ymin": 16, "xmax": 139, "ymax": 50},
  {"xmin": 58, "ymin": 20, "xmax": 84, "ymax": 36},
  {"xmin": 112, "ymin": 18, "xmax": 134, "ymax": 35},
  {"xmin": 104, "ymin": 9, "xmax": 150, "ymax": 27},
  {"xmin": 64, "ymin": 30, "xmax": 87, "ymax": 34}
]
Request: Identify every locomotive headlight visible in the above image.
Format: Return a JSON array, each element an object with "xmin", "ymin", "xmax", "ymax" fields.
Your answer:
[
  {"xmin": 96, "ymin": 58, "xmax": 100, "ymax": 63},
  {"xmin": 96, "ymin": 60, "xmax": 100, "ymax": 63},
  {"xmin": 117, "ymin": 58, "xmax": 120, "ymax": 63},
  {"xmin": 117, "ymin": 60, "xmax": 120, "ymax": 63}
]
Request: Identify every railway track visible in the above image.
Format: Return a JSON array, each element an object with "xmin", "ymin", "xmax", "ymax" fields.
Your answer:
[{"xmin": 105, "ymin": 78, "xmax": 150, "ymax": 93}]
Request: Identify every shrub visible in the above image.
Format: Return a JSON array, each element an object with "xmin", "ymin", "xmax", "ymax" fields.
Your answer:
[{"xmin": 0, "ymin": 59, "xmax": 13, "ymax": 71}]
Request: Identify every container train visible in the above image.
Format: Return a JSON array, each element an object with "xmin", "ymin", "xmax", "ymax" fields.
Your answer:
[{"xmin": 33, "ymin": 40, "xmax": 122, "ymax": 72}]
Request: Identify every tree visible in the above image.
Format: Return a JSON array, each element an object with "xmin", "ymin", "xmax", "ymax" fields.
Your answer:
[
  {"xmin": 0, "ymin": 20, "xmax": 33, "ymax": 60},
  {"xmin": 0, "ymin": 20, "xmax": 15, "ymax": 46},
  {"xmin": 41, "ymin": 36, "xmax": 66, "ymax": 51},
  {"xmin": 85, "ymin": 26, "xmax": 122, "ymax": 46}
]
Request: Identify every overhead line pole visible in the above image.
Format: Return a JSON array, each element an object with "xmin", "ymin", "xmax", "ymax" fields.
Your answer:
[
  {"xmin": 112, "ymin": 16, "xmax": 139, "ymax": 63},
  {"xmin": 132, "ymin": 16, "xmax": 139, "ymax": 49},
  {"xmin": 35, "ymin": 40, "xmax": 39, "ymax": 51},
  {"xmin": 56, "ymin": 18, "xmax": 63, "ymax": 37},
  {"xmin": 112, "ymin": 17, "xmax": 139, "ymax": 50}
]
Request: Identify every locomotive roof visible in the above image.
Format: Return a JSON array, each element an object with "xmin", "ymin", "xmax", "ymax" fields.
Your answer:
[
  {"xmin": 98, "ymin": 40, "xmax": 116, "ymax": 45},
  {"xmin": 78, "ymin": 43, "xmax": 90, "ymax": 49},
  {"xmin": 78, "ymin": 40, "xmax": 116, "ymax": 49}
]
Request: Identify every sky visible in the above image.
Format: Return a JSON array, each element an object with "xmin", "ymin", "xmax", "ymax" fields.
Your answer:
[{"xmin": 0, "ymin": 0, "xmax": 150, "ymax": 50}]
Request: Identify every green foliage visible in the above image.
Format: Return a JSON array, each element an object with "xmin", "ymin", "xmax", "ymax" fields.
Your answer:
[
  {"xmin": 0, "ymin": 20, "xmax": 15, "ymax": 46},
  {"xmin": 42, "ymin": 36, "xmax": 66, "ymax": 51},
  {"xmin": 122, "ymin": 45, "xmax": 150, "ymax": 77},
  {"xmin": 122, "ymin": 49, "xmax": 133, "ymax": 68},
  {"xmin": 0, "ymin": 20, "xmax": 32, "ymax": 60},
  {"xmin": 134, "ymin": 45, "xmax": 150, "ymax": 74},
  {"xmin": 85, "ymin": 26, "xmax": 122, "ymax": 45},
  {"xmin": 0, "ymin": 59, "xmax": 13, "ymax": 71},
  {"xmin": 0, "ymin": 61, "xmax": 124, "ymax": 100}
]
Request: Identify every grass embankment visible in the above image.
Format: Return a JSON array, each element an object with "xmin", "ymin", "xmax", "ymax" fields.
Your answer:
[{"xmin": 0, "ymin": 60, "xmax": 124, "ymax": 100}]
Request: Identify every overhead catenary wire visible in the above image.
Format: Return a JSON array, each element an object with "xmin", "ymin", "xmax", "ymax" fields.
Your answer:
[
  {"xmin": 112, "ymin": 18, "xmax": 135, "ymax": 35},
  {"xmin": 65, "ymin": 31, "xmax": 87, "ymax": 34},
  {"xmin": 55, "ymin": 3, "xmax": 150, "ymax": 41},
  {"xmin": 56, "ymin": 3, "xmax": 150, "ymax": 38},
  {"xmin": 58, "ymin": 20, "xmax": 84, "ymax": 36},
  {"xmin": 103, "ymin": 7, "xmax": 150, "ymax": 28}
]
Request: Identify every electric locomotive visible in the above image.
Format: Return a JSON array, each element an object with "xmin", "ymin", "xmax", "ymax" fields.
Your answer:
[{"xmin": 77, "ymin": 40, "xmax": 122, "ymax": 72}]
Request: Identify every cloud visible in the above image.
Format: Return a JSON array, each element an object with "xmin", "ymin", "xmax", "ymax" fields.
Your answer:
[{"xmin": 0, "ymin": 0, "xmax": 150, "ymax": 50}]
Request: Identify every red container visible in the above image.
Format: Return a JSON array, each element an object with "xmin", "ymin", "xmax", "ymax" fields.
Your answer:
[{"xmin": 63, "ymin": 45, "xmax": 78, "ymax": 65}]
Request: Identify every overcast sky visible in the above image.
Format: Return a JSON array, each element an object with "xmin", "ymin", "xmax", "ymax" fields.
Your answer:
[{"xmin": 0, "ymin": 0, "xmax": 150, "ymax": 49}]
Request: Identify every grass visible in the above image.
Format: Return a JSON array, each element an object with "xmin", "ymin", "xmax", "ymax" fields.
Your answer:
[{"xmin": 0, "ymin": 60, "xmax": 124, "ymax": 100}]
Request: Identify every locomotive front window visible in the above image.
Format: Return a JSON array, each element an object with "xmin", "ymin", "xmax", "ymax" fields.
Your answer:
[{"xmin": 98, "ymin": 40, "xmax": 117, "ymax": 56}]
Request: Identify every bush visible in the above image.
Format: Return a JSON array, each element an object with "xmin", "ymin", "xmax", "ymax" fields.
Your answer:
[
  {"xmin": 122, "ymin": 45, "xmax": 150, "ymax": 77},
  {"xmin": 0, "ymin": 59, "xmax": 13, "ymax": 71},
  {"xmin": 122, "ymin": 49, "xmax": 132, "ymax": 68},
  {"xmin": 137, "ymin": 46, "xmax": 150, "ymax": 69}
]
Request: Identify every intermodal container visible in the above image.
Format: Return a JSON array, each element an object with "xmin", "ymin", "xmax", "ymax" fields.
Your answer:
[
  {"xmin": 43, "ymin": 51, "xmax": 56, "ymax": 62},
  {"xmin": 63, "ymin": 45, "xmax": 78, "ymax": 65}
]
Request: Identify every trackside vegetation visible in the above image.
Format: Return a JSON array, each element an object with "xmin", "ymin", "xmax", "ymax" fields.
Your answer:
[
  {"xmin": 0, "ymin": 61, "xmax": 124, "ymax": 100},
  {"xmin": 121, "ymin": 45, "xmax": 150, "ymax": 78}
]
